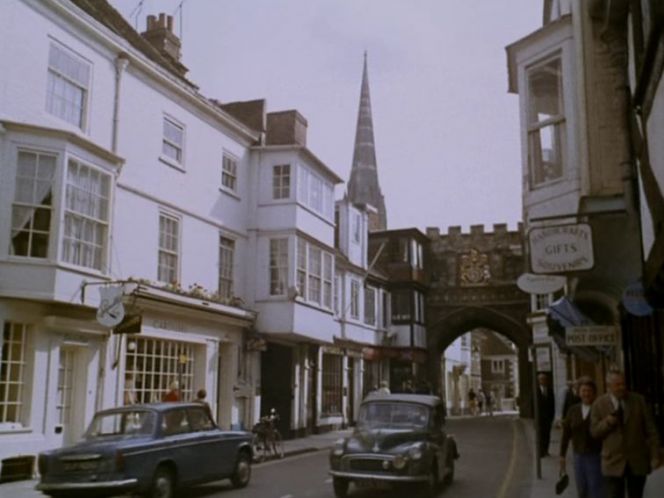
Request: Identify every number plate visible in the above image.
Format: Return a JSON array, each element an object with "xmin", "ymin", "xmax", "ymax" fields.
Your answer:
[{"xmin": 63, "ymin": 461, "xmax": 98, "ymax": 472}]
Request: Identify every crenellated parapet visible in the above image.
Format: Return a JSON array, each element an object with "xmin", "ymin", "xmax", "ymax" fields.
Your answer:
[{"xmin": 425, "ymin": 222, "xmax": 526, "ymax": 289}]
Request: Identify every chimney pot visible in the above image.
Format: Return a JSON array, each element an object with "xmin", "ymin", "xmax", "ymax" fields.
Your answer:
[
  {"xmin": 159, "ymin": 13, "xmax": 166, "ymax": 27},
  {"xmin": 167, "ymin": 15, "xmax": 173, "ymax": 31},
  {"xmin": 147, "ymin": 15, "xmax": 156, "ymax": 29}
]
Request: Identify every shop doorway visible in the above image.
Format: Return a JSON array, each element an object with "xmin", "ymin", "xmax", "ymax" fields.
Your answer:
[
  {"xmin": 57, "ymin": 346, "xmax": 85, "ymax": 446},
  {"xmin": 260, "ymin": 343, "xmax": 293, "ymax": 437}
]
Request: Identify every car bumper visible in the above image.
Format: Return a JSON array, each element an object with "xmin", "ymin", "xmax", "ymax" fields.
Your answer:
[
  {"xmin": 36, "ymin": 478, "xmax": 138, "ymax": 492},
  {"xmin": 329, "ymin": 470, "xmax": 429, "ymax": 482}
]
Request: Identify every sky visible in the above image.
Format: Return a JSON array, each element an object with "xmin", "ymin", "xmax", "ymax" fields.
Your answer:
[{"xmin": 109, "ymin": 0, "xmax": 542, "ymax": 232}]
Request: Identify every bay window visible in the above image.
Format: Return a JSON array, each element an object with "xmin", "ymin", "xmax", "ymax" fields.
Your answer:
[
  {"xmin": 364, "ymin": 286, "xmax": 376, "ymax": 325},
  {"xmin": 527, "ymin": 56, "xmax": 565, "ymax": 188},
  {"xmin": 62, "ymin": 159, "xmax": 111, "ymax": 271},
  {"xmin": 10, "ymin": 150, "xmax": 56, "ymax": 258},
  {"xmin": 350, "ymin": 280, "xmax": 360, "ymax": 319},
  {"xmin": 269, "ymin": 238, "xmax": 288, "ymax": 295}
]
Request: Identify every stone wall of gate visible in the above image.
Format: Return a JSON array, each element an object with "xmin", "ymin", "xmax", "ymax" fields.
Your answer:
[{"xmin": 425, "ymin": 223, "xmax": 533, "ymax": 416}]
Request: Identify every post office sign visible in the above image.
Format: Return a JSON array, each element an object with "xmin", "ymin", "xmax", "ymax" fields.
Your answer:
[{"xmin": 566, "ymin": 326, "xmax": 618, "ymax": 346}]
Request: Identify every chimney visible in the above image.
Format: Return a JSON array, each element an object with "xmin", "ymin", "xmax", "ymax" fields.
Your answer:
[
  {"xmin": 142, "ymin": 13, "xmax": 182, "ymax": 64},
  {"xmin": 266, "ymin": 110, "xmax": 308, "ymax": 146}
]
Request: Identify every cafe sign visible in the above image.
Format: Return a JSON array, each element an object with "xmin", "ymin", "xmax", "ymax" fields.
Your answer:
[
  {"xmin": 528, "ymin": 223, "xmax": 594, "ymax": 274},
  {"xmin": 566, "ymin": 326, "xmax": 618, "ymax": 347}
]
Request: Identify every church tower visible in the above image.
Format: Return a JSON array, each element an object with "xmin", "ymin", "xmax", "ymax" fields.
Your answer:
[{"xmin": 347, "ymin": 52, "xmax": 387, "ymax": 231}]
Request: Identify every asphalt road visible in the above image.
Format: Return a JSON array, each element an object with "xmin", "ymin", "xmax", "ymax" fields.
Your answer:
[{"xmin": 177, "ymin": 414, "xmax": 534, "ymax": 498}]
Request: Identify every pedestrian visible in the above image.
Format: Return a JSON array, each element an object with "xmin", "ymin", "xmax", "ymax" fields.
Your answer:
[
  {"xmin": 559, "ymin": 377, "xmax": 604, "ymax": 498},
  {"xmin": 536, "ymin": 372, "xmax": 556, "ymax": 457},
  {"xmin": 468, "ymin": 388, "xmax": 477, "ymax": 416},
  {"xmin": 162, "ymin": 380, "xmax": 181, "ymax": 402},
  {"xmin": 590, "ymin": 369, "xmax": 660, "ymax": 498},
  {"xmin": 376, "ymin": 380, "xmax": 390, "ymax": 395},
  {"xmin": 563, "ymin": 379, "xmax": 582, "ymax": 419},
  {"xmin": 477, "ymin": 390, "xmax": 485, "ymax": 415},
  {"xmin": 485, "ymin": 389, "xmax": 494, "ymax": 416},
  {"xmin": 194, "ymin": 388, "xmax": 213, "ymax": 415}
]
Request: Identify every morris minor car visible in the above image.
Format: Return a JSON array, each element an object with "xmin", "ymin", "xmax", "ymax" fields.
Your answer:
[
  {"xmin": 36, "ymin": 402, "xmax": 252, "ymax": 498},
  {"xmin": 329, "ymin": 394, "xmax": 458, "ymax": 497}
]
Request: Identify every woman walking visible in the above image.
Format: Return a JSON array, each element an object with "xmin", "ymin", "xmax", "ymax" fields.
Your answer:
[{"xmin": 560, "ymin": 377, "xmax": 605, "ymax": 498}]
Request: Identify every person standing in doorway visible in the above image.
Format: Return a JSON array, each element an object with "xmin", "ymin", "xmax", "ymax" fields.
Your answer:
[
  {"xmin": 536, "ymin": 372, "xmax": 556, "ymax": 457},
  {"xmin": 590, "ymin": 370, "xmax": 660, "ymax": 498},
  {"xmin": 560, "ymin": 377, "xmax": 604, "ymax": 498}
]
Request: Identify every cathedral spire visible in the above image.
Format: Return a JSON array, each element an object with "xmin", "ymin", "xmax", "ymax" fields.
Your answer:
[{"xmin": 347, "ymin": 51, "xmax": 387, "ymax": 231}]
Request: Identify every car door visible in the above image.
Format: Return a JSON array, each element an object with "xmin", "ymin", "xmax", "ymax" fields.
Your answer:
[
  {"xmin": 160, "ymin": 407, "xmax": 201, "ymax": 484},
  {"xmin": 186, "ymin": 406, "xmax": 233, "ymax": 480}
]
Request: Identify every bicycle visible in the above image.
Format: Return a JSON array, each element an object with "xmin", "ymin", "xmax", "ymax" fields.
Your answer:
[{"xmin": 251, "ymin": 410, "xmax": 284, "ymax": 462}]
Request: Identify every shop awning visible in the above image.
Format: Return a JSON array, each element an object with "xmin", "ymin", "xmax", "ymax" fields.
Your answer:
[{"xmin": 547, "ymin": 297, "xmax": 602, "ymax": 361}]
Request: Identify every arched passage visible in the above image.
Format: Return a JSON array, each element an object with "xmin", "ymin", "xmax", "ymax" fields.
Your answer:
[{"xmin": 428, "ymin": 305, "xmax": 533, "ymax": 417}]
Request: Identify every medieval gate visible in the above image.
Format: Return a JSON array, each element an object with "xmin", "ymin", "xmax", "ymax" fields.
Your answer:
[{"xmin": 425, "ymin": 224, "xmax": 533, "ymax": 416}]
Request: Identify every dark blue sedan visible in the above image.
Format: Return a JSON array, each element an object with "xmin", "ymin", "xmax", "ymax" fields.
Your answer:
[{"xmin": 36, "ymin": 402, "xmax": 253, "ymax": 498}]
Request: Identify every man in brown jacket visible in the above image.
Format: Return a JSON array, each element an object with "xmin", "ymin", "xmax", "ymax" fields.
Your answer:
[{"xmin": 590, "ymin": 370, "xmax": 661, "ymax": 498}]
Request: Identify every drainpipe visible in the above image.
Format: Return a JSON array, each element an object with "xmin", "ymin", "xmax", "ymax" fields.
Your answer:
[{"xmin": 112, "ymin": 53, "xmax": 130, "ymax": 154}]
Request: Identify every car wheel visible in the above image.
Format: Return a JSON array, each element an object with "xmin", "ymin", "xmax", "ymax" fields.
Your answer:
[
  {"xmin": 332, "ymin": 476, "xmax": 350, "ymax": 498},
  {"xmin": 230, "ymin": 451, "xmax": 252, "ymax": 488},
  {"xmin": 148, "ymin": 466, "xmax": 175, "ymax": 498},
  {"xmin": 418, "ymin": 463, "xmax": 439, "ymax": 498}
]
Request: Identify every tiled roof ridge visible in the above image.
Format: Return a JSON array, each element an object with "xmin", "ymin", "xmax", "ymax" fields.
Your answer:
[{"xmin": 69, "ymin": 0, "xmax": 197, "ymax": 89}]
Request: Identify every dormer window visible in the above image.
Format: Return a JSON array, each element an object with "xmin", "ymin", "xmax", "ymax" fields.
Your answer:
[{"xmin": 527, "ymin": 56, "xmax": 565, "ymax": 188}]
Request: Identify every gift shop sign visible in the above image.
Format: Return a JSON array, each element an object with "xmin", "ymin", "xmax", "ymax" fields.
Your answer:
[{"xmin": 528, "ymin": 223, "xmax": 594, "ymax": 274}]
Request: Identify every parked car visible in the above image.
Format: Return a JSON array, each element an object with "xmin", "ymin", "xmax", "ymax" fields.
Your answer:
[
  {"xmin": 36, "ymin": 402, "xmax": 253, "ymax": 498},
  {"xmin": 329, "ymin": 393, "xmax": 459, "ymax": 498}
]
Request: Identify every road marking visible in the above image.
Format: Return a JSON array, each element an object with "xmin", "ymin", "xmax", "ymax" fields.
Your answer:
[
  {"xmin": 496, "ymin": 419, "xmax": 518, "ymax": 498},
  {"xmin": 255, "ymin": 448, "xmax": 328, "ymax": 468}
]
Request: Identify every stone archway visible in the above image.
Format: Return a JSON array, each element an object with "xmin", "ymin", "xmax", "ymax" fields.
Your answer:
[
  {"xmin": 428, "ymin": 305, "xmax": 533, "ymax": 417},
  {"xmin": 425, "ymin": 225, "xmax": 532, "ymax": 416}
]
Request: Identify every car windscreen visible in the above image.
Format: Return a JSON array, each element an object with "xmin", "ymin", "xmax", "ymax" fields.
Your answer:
[
  {"xmin": 85, "ymin": 410, "xmax": 156, "ymax": 438},
  {"xmin": 358, "ymin": 402, "xmax": 430, "ymax": 430}
]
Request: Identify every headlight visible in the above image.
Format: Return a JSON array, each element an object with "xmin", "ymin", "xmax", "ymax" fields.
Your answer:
[
  {"xmin": 331, "ymin": 438, "xmax": 346, "ymax": 456},
  {"xmin": 393, "ymin": 455, "xmax": 407, "ymax": 469},
  {"xmin": 408, "ymin": 445, "xmax": 424, "ymax": 460}
]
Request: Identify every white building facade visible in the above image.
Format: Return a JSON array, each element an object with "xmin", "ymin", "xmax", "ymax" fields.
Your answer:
[{"xmin": 0, "ymin": 0, "xmax": 261, "ymax": 470}]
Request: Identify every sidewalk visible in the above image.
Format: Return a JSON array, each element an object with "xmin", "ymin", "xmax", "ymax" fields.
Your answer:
[
  {"xmin": 527, "ymin": 422, "xmax": 578, "ymax": 498},
  {"xmin": 0, "ymin": 428, "xmax": 351, "ymax": 498}
]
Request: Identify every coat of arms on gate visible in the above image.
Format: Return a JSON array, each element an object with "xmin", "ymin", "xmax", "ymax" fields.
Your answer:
[{"xmin": 459, "ymin": 248, "xmax": 491, "ymax": 286}]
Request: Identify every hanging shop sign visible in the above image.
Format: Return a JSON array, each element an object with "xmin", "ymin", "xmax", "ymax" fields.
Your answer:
[
  {"xmin": 96, "ymin": 286, "xmax": 126, "ymax": 327},
  {"xmin": 528, "ymin": 223, "xmax": 594, "ymax": 274},
  {"xmin": 565, "ymin": 326, "xmax": 618, "ymax": 347},
  {"xmin": 517, "ymin": 273, "xmax": 566, "ymax": 294}
]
